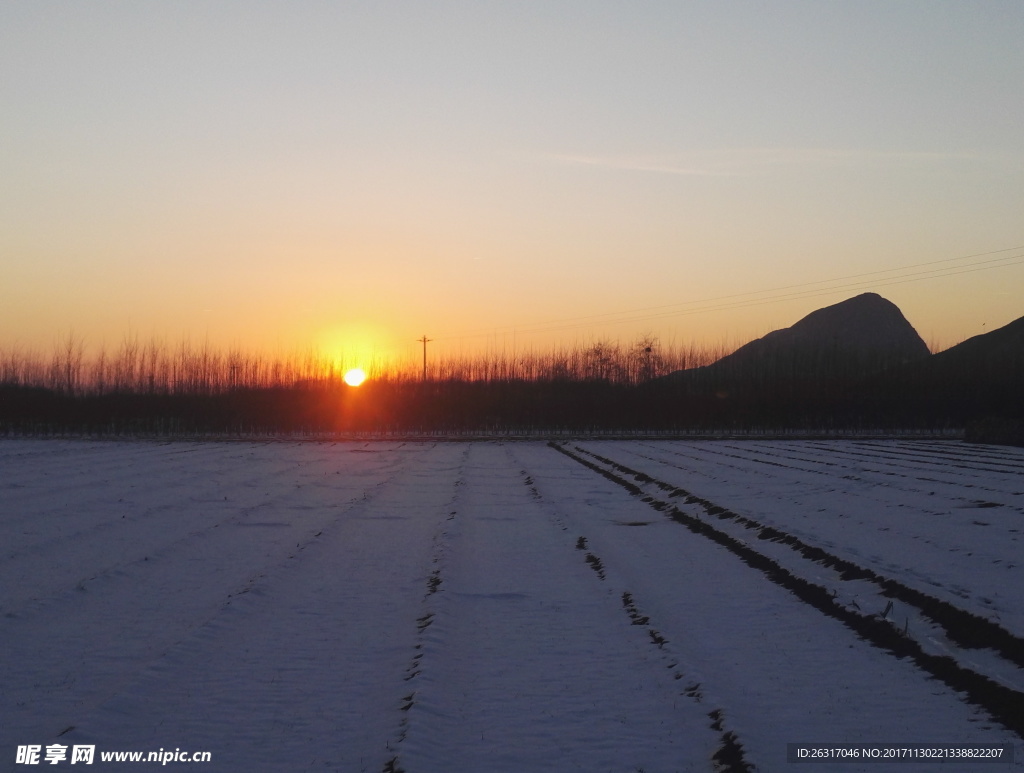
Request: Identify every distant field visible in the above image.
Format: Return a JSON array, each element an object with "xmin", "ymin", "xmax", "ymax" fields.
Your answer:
[{"xmin": 2, "ymin": 439, "xmax": 1022, "ymax": 772}]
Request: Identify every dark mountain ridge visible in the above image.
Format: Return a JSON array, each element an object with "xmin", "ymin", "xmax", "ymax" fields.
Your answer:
[
  {"xmin": 665, "ymin": 292, "xmax": 931, "ymax": 392},
  {"xmin": 884, "ymin": 313, "xmax": 1024, "ymax": 440},
  {"xmin": 3, "ymin": 293, "xmax": 1021, "ymax": 438},
  {"xmin": 928, "ymin": 314, "xmax": 1024, "ymax": 372},
  {"xmin": 647, "ymin": 293, "xmax": 1022, "ymax": 438}
]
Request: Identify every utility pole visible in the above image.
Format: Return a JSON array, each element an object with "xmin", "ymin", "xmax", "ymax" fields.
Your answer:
[{"xmin": 416, "ymin": 335, "xmax": 432, "ymax": 381}]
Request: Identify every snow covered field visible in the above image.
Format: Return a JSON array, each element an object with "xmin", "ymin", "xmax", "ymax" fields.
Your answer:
[{"xmin": 2, "ymin": 438, "xmax": 1022, "ymax": 772}]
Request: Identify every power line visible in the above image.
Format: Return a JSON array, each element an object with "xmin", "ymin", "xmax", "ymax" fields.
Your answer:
[
  {"xmin": 558, "ymin": 257, "xmax": 1024, "ymax": 331},
  {"xmin": 437, "ymin": 245, "xmax": 1024, "ymax": 339},
  {"xmin": 517, "ymin": 253, "xmax": 1024, "ymax": 335},
  {"xmin": 431, "ymin": 245, "xmax": 1024, "ymax": 342}
]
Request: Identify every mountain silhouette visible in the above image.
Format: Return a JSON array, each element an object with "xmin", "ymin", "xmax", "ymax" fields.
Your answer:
[
  {"xmin": 666, "ymin": 292, "xmax": 929, "ymax": 392},
  {"xmin": 928, "ymin": 314, "xmax": 1024, "ymax": 373},
  {"xmin": 893, "ymin": 312, "xmax": 1024, "ymax": 437}
]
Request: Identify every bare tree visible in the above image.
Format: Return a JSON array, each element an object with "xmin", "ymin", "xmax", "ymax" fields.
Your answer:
[{"xmin": 54, "ymin": 331, "xmax": 85, "ymax": 396}]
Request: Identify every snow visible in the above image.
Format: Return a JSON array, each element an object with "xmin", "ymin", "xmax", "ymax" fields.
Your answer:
[
  {"xmin": 578, "ymin": 439, "xmax": 1024, "ymax": 639},
  {"xmin": 1, "ymin": 438, "xmax": 1022, "ymax": 772}
]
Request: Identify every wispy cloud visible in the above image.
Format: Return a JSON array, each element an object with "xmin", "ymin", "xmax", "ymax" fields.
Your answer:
[
  {"xmin": 548, "ymin": 148, "xmax": 985, "ymax": 177},
  {"xmin": 547, "ymin": 153, "xmax": 736, "ymax": 177}
]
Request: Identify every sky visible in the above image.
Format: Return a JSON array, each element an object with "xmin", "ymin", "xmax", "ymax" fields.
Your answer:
[{"xmin": 2, "ymin": 1, "xmax": 1023, "ymax": 367}]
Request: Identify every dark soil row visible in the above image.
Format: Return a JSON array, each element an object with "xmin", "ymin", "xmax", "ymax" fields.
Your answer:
[
  {"xmin": 581, "ymin": 444, "xmax": 1024, "ymax": 666},
  {"xmin": 551, "ymin": 442, "xmax": 1024, "ymax": 739},
  {"xmin": 384, "ymin": 450, "xmax": 470, "ymax": 773},
  {"xmin": 567, "ymin": 524, "xmax": 754, "ymax": 770}
]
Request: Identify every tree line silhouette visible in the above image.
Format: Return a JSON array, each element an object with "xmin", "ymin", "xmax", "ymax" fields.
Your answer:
[{"xmin": 1, "ymin": 329, "xmax": 1021, "ymax": 441}]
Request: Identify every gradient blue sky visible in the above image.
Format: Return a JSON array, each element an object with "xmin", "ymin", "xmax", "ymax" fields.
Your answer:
[{"xmin": 2, "ymin": 2, "xmax": 1023, "ymax": 365}]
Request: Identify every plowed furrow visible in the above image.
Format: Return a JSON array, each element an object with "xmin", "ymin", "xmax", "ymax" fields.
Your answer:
[{"xmin": 551, "ymin": 441, "xmax": 1024, "ymax": 739}]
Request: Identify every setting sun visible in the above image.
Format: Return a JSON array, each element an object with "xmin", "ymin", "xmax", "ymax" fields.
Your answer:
[{"xmin": 343, "ymin": 368, "xmax": 367, "ymax": 387}]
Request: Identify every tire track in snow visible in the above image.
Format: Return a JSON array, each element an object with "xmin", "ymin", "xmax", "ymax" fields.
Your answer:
[
  {"xmin": 799, "ymin": 440, "xmax": 1024, "ymax": 490},
  {"xmin": 832, "ymin": 440, "xmax": 1024, "ymax": 475},
  {"xmin": 622, "ymin": 439, "xmax": 1024, "ymax": 631},
  {"xmin": 0, "ymin": 442, "xmax": 437, "ymax": 761},
  {"xmin": 515, "ymin": 445, "xmax": 755, "ymax": 772},
  {"xmin": 571, "ymin": 535, "xmax": 754, "ymax": 772},
  {"xmin": 0, "ymin": 441, "xmax": 241, "ymax": 533},
  {"xmin": 552, "ymin": 442, "xmax": 1024, "ymax": 740},
  {"xmin": 393, "ymin": 443, "xmax": 723, "ymax": 772},
  {"xmin": 383, "ymin": 445, "xmax": 469, "ymax": 773},
  {"xmin": 588, "ymin": 442, "xmax": 1024, "ymax": 666},
  {"xmin": 58, "ymin": 442, "xmax": 467, "ymax": 772},
  {"xmin": 1, "ymin": 442, "xmax": 404, "ymax": 615},
  {"xmin": 642, "ymin": 438, "xmax": 1023, "ymax": 507},
  {"xmin": 746, "ymin": 439, "xmax": 1024, "ymax": 512}
]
